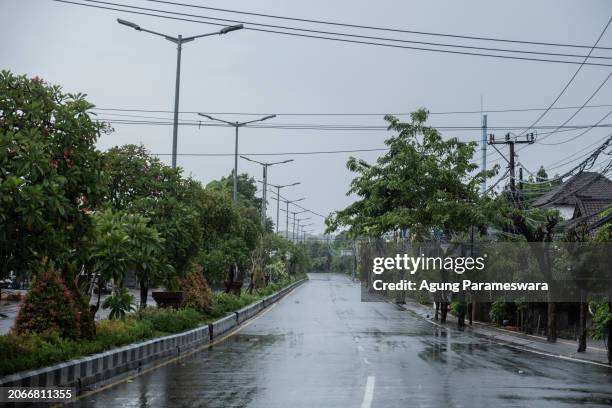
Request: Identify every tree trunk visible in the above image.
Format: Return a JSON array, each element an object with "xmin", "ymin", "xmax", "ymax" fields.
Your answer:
[
  {"xmin": 440, "ymin": 301, "xmax": 448, "ymax": 323},
  {"xmin": 139, "ymin": 280, "xmax": 148, "ymax": 310},
  {"xmin": 577, "ymin": 301, "xmax": 587, "ymax": 352},
  {"xmin": 434, "ymin": 301, "xmax": 439, "ymax": 321},
  {"xmin": 457, "ymin": 305, "xmax": 466, "ymax": 329},
  {"xmin": 90, "ymin": 276, "xmax": 102, "ymax": 319},
  {"xmin": 225, "ymin": 264, "xmax": 235, "ymax": 293},
  {"xmin": 547, "ymin": 302, "xmax": 557, "ymax": 343},
  {"xmin": 470, "ymin": 301, "xmax": 476, "ymax": 326}
]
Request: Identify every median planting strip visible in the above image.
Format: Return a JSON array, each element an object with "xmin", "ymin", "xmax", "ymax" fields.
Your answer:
[{"xmin": 0, "ymin": 279, "xmax": 307, "ymax": 392}]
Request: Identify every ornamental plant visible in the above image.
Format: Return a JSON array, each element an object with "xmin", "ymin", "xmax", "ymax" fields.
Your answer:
[
  {"xmin": 0, "ymin": 70, "xmax": 108, "ymax": 279},
  {"xmin": 13, "ymin": 266, "xmax": 81, "ymax": 339},
  {"xmin": 181, "ymin": 264, "xmax": 213, "ymax": 313},
  {"xmin": 102, "ymin": 287, "xmax": 136, "ymax": 320}
]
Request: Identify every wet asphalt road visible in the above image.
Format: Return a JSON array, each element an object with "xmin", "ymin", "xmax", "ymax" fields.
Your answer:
[{"xmin": 68, "ymin": 273, "xmax": 612, "ymax": 408}]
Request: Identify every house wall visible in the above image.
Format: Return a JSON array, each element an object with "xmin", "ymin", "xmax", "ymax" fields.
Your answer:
[{"xmin": 552, "ymin": 205, "xmax": 575, "ymax": 220}]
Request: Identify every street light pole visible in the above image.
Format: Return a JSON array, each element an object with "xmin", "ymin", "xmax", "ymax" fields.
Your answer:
[
  {"xmin": 262, "ymin": 182, "xmax": 300, "ymax": 234},
  {"xmin": 281, "ymin": 197, "xmax": 308, "ymax": 237},
  {"xmin": 295, "ymin": 217, "xmax": 311, "ymax": 243},
  {"xmin": 171, "ymin": 35, "xmax": 183, "ymax": 169},
  {"xmin": 300, "ymin": 223, "xmax": 314, "ymax": 242},
  {"xmin": 117, "ymin": 19, "xmax": 243, "ymax": 169},
  {"xmin": 198, "ymin": 114, "xmax": 276, "ymax": 201},
  {"xmin": 286, "ymin": 201, "xmax": 290, "ymax": 238},
  {"xmin": 234, "ymin": 124, "xmax": 238, "ymax": 199},
  {"xmin": 240, "ymin": 156, "xmax": 293, "ymax": 226}
]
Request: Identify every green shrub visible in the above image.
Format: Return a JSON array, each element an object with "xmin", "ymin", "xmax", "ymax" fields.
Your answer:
[
  {"xmin": 103, "ymin": 288, "xmax": 136, "ymax": 320},
  {"xmin": 208, "ymin": 292, "xmax": 258, "ymax": 318},
  {"xmin": 181, "ymin": 265, "xmax": 213, "ymax": 312},
  {"xmin": 95, "ymin": 318, "xmax": 153, "ymax": 346},
  {"xmin": 590, "ymin": 302, "xmax": 611, "ymax": 340},
  {"xmin": 0, "ymin": 318, "xmax": 154, "ymax": 376},
  {"xmin": 0, "ymin": 276, "xmax": 300, "ymax": 376},
  {"xmin": 450, "ymin": 301, "xmax": 467, "ymax": 316},
  {"xmin": 14, "ymin": 267, "xmax": 81, "ymax": 339},
  {"xmin": 266, "ymin": 260, "xmax": 288, "ymax": 283},
  {"xmin": 489, "ymin": 301, "xmax": 510, "ymax": 326},
  {"xmin": 252, "ymin": 265, "xmax": 266, "ymax": 290},
  {"xmin": 137, "ymin": 307, "xmax": 202, "ymax": 333}
]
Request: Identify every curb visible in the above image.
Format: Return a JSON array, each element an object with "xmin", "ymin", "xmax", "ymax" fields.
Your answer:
[
  {"xmin": 396, "ymin": 301, "xmax": 611, "ymax": 368},
  {"xmin": 0, "ymin": 278, "xmax": 308, "ymax": 391}
]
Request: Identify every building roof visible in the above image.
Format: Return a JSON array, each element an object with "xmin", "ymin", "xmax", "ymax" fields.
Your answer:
[
  {"xmin": 563, "ymin": 196, "xmax": 611, "ymax": 231},
  {"xmin": 532, "ymin": 172, "xmax": 612, "ymax": 208}
]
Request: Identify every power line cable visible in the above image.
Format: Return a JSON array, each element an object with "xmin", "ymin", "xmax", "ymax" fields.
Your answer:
[
  {"xmin": 75, "ymin": 0, "xmax": 612, "ymax": 61},
  {"xmin": 521, "ymin": 132, "xmax": 612, "ymax": 184},
  {"xmin": 97, "ymin": 117, "xmax": 612, "ymax": 131},
  {"xmin": 537, "ymin": 107, "xmax": 612, "ymax": 146},
  {"xmin": 52, "ymin": 0, "xmax": 612, "ymax": 67},
  {"xmin": 544, "ymin": 132, "xmax": 612, "ymax": 167},
  {"xmin": 152, "ymin": 148, "xmax": 390, "ymax": 157},
  {"xmin": 140, "ymin": 0, "xmax": 612, "ymax": 51},
  {"xmin": 532, "ymin": 70, "xmax": 612, "ymax": 145},
  {"xmin": 516, "ymin": 16, "xmax": 612, "ymax": 137},
  {"xmin": 91, "ymin": 103, "xmax": 612, "ymax": 116}
]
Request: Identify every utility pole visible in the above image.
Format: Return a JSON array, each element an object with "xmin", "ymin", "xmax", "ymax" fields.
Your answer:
[
  {"xmin": 117, "ymin": 19, "xmax": 243, "ymax": 169},
  {"xmin": 300, "ymin": 223, "xmax": 314, "ymax": 242},
  {"xmin": 480, "ymin": 114, "xmax": 488, "ymax": 194},
  {"xmin": 199, "ymin": 114, "xmax": 276, "ymax": 201},
  {"xmin": 279, "ymin": 198, "xmax": 305, "ymax": 239},
  {"xmin": 262, "ymin": 166, "xmax": 267, "ymax": 225},
  {"xmin": 488, "ymin": 132, "xmax": 534, "ymax": 198},
  {"xmin": 296, "ymin": 218, "xmax": 311, "ymax": 243},
  {"xmin": 287, "ymin": 203, "xmax": 290, "ymax": 239},
  {"xmin": 262, "ymin": 182, "xmax": 300, "ymax": 233},
  {"xmin": 240, "ymin": 156, "xmax": 293, "ymax": 226}
]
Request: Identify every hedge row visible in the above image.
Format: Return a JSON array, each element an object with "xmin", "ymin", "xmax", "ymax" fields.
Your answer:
[{"xmin": 0, "ymin": 276, "xmax": 302, "ymax": 376}]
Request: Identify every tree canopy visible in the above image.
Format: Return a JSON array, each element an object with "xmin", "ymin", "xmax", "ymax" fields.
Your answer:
[
  {"xmin": 0, "ymin": 71, "xmax": 107, "ymax": 278},
  {"xmin": 327, "ymin": 109, "xmax": 495, "ymax": 238}
]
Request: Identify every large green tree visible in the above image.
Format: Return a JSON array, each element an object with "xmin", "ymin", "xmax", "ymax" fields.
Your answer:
[
  {"xmin": 327, "ymin": 109, "xmax": 493, "ymax": 237},
  {"xmin": 90, "ymin": 209, "xmax": 168, "ymax": 312},
  {"xmin": 197, "ymin": 187, "xmax": 262, "ymax": 287},
  {"xmin": 0, "ymin": 71, "xmax": 107, "ymax": 277},
  {"xmin": 327, "ymin": 109, "xmax": 496, "ymax": 325},
  {"xmin": 206, "ymin": 171, "xmax": 262, "ymax": 211},
  {"xmin": 102, "ymin": 145, "xmax": 202, "ymax": 300}
]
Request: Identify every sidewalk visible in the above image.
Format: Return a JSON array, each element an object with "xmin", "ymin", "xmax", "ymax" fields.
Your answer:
[{"xmin": 398, "ymin": 300, "xmax": 611, "ymax": 367}]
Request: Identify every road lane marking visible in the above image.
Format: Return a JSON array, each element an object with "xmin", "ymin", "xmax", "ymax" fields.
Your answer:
[{"xmin": 361, "ymin": 376, "xmax": 375, "ymax": 408}]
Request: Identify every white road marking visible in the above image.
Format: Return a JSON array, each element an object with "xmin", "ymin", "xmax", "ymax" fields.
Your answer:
[{"xmin": 361, "ymin": 376, "xmax": 376, "ymax": 408}]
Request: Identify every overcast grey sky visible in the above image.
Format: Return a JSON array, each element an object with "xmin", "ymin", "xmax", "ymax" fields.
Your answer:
[{"xmin": 1, "ymin": 0, "xmax": 611, "ymax": 234}]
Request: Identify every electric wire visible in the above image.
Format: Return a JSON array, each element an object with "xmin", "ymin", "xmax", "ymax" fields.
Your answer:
[
  {"xmin": 52, "ymin": 0, "xmax": 612, "ymax": 67},
  {"xmin": 74, "ymin": 0, "xmax": 612, "ymax": 61},
  {"xmin": 515, "ymin": 16, "xmax": 612, "ymax": 136},
  {"xmin": 140, "ymin": 0, "xmax": 612, "ymax": 51},
  {"xmin": 91, "ymin": 104, "xmax": 612, "ymax": 116}
]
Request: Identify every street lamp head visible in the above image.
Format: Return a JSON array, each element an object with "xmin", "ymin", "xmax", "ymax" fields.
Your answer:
[
  {"xmin": 197, "ymin": 113, "xmax": 214, "ymax": 121},
  {"xmin": 117, "ymin": 18, "xmax": 141, "ymax": 31},
  {"xmin": 262, "ymin": 114, "xmax": 276, "ymax": 121},
  {"xmin": 219, "ymin": 24, "xmax": 244, "ymax": 34}
]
